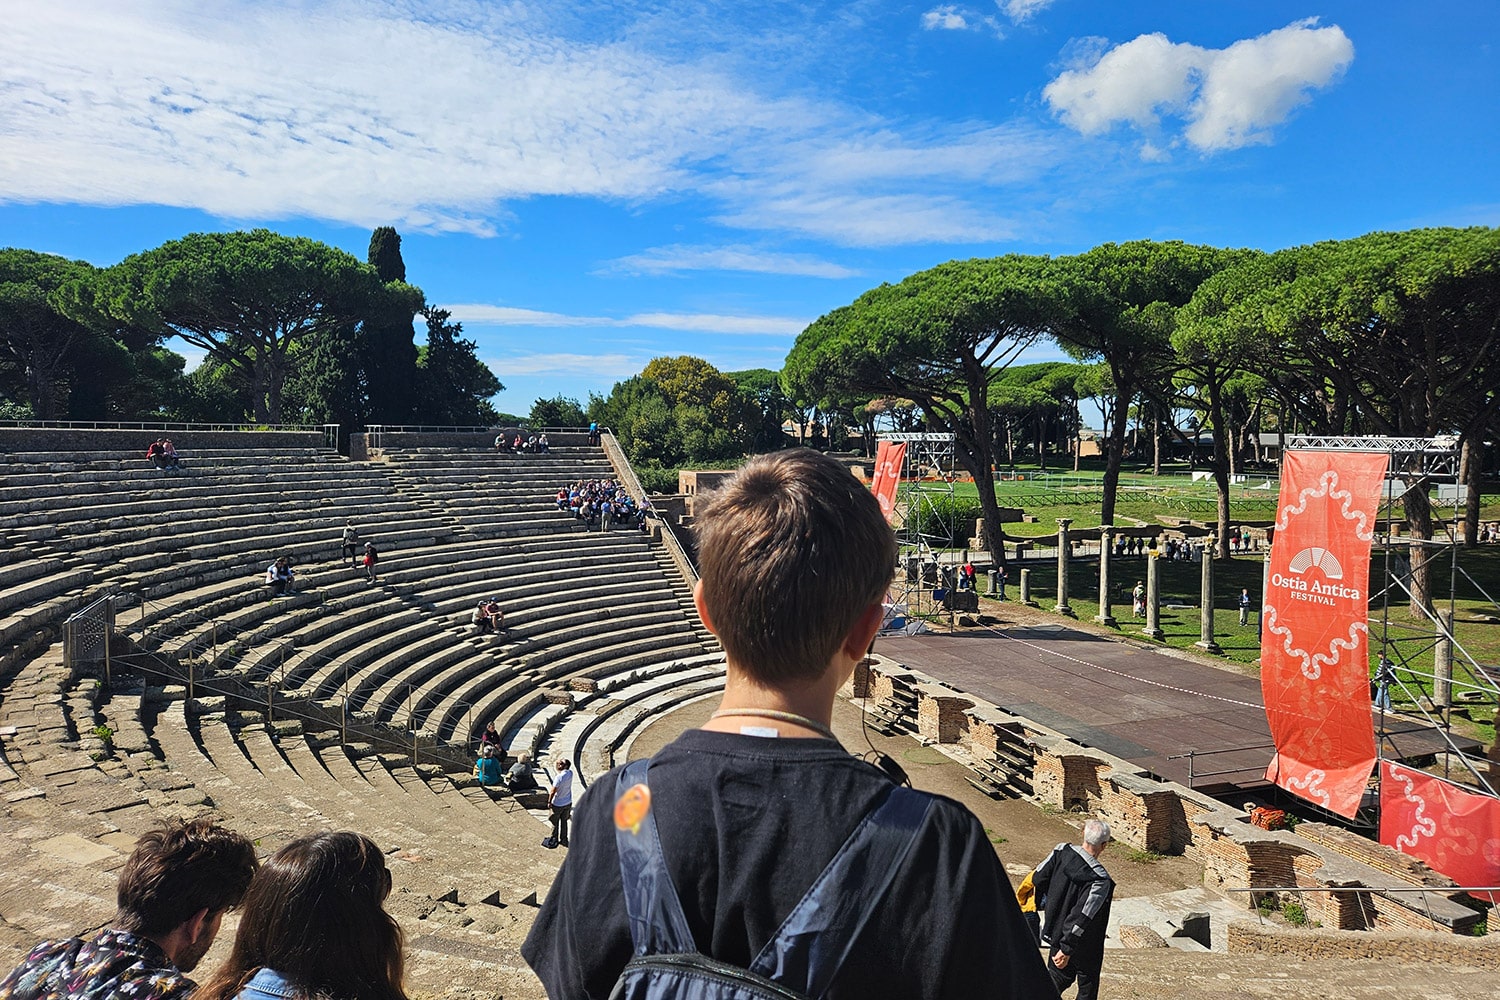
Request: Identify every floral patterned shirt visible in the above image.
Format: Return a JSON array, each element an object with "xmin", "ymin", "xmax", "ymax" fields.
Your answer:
[{"xmin": 0, "ymin": 929, "xmax": 194, "ymax": 1000}]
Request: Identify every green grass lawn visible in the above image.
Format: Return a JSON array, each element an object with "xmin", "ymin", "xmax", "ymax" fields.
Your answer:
[{"xmin": 950, "ymin": 541, "xmax": 1500, "ymax": 746}]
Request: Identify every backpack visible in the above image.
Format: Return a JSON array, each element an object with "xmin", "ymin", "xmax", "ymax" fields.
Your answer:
[{"xmin": 609, "ymin": 758, "xmax": 931, "ymax": 1000}]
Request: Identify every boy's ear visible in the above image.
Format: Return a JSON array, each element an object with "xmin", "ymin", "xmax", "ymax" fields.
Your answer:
[
  {"xmin": 692, "ymin": 580, "xmax": 718, "ymax": 636},
  {"xmin": 841, "ymin": 602, "xmax": 884, "ymax": 661}
]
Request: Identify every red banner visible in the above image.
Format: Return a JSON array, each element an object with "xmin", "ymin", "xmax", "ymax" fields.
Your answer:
[
  {"xmin": 1380, "ymin": 761, "xmax": 1500, "ymax": 902},
  {"xmin": 871, "ymin": 441, "xmax": 906, "ymax": 524},
  {"xmin": 1261, "ymin": 450, "xmax": 1388, "ymax": 817}
]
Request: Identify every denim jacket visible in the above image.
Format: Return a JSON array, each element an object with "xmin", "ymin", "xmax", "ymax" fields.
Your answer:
[{"xmin": 235, "ymin": 969, "xmax": 297, "ymax": 1000}]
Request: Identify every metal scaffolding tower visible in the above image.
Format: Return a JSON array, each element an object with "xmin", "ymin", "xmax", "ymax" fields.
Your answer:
[{"xmin": 881, "ymin": 432, "xmax": 959, "ymax": 627}]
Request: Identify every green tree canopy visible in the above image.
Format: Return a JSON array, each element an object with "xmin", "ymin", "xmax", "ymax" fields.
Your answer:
[
  {"xmin": 784, "ymin": 255, "xmax": 1059, "ymax": 565},
  {"xmin": 413, "ymin": 306, "xmax": 502, "ymax": 425},
  {"xmin": 0, "ymin": 248, "xmax": 172, "ymax": 419},
  {"xmin": 589, "ymin": 356, "xmax": 755, "ymax": 471},
  {"xmin": 362, "ymin": 227, "xmax": 420, "ymax": 423},
  {"xmin": 530, "ymin": 394, "xmax": 588, "ymax": 427},
  {"xmin": 0, "ymin": 249, "xmax": 102, "ymax": 417},
  {"xmin": 1183, "ymin": 227, "xmax": 1500, "ymax": 582},
  {"xmin": 84, "ymin": 229, "xmax": 391, "ymax": 423},
  {"xmin": 728, "ymin": 367, "xmax": 793, "ymax": 450},
  {"xmin": 1049, "ymin": 241, "xmax": 1249, "ymax": 523}
]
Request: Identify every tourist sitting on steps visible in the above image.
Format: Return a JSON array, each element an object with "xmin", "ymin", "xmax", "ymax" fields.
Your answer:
[
  {"xmin": 506, "ymin": 753, "xmax": 538, "ymax": 791},
  {"xmin": 475, "ymin": 745, "xmax": 503, "ymax": 786}
]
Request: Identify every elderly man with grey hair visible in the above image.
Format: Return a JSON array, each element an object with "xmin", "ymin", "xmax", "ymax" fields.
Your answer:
[{"xmin": 1032, "ymin": 818, "xmax": 1115, "ymax": 1000}]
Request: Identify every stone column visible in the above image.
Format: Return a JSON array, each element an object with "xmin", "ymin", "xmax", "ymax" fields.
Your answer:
[
  {"xmin": 1435, "ymin": 609, "xmax": 1454, "ymax": 711},
  {"xmin": 1055, "ymin": 518, "xmax": 1074, "ymax": 617},
  {"xmin": 1143, "ymin": 550, "xmax": 1164, "ymax": 640},
  {"xmin": 1196, "ymin": 535, "xmax": 1222, "ymax": 654},
  {"xmin": 1096, "ymin": 524, "xmax": 1116, "ymax": 626},
  {"xmin": 1020, "ymin": 568, "xmax": 1036, "ymax": 607}
]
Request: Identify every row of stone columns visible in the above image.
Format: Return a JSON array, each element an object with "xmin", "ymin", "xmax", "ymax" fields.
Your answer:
[{"xmin": 1048, "ymin": 520, "xmax": 1221, "ymax": 650}]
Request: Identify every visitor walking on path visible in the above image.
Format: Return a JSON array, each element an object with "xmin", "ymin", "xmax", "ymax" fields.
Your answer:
[
  {"xmin": 1033, "ymin": 819, "xmax": 1116, "ymax": 1000},
  {"xmin": 543, "ymin": 758, "xmax": 573, "ymax": 849}
]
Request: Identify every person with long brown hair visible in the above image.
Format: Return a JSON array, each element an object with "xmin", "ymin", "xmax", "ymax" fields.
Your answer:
[{"xmin": 195, "ymin": 832, "xmax": 406, "ymax": 1000}]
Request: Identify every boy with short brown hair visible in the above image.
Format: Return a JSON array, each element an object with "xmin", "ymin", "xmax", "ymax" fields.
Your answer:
[{"xmin": 523, "ymin": 449, "xmax": 1051, "ymax": 999}]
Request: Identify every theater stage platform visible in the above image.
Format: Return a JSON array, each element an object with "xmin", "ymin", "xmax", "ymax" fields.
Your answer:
[{"xmin": 876, "ymin": 624, "xmax": 1479, "ymax": 798}]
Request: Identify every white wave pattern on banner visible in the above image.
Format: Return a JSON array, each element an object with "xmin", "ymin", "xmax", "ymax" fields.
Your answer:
[
  {"xmin": 1387, "ymin": 764, "xmax": 1438, "ymax": 850},
  {"xmin": 1274, "ymin": 469, "xmax": 1375, "ymax": 540},
  {"xmin": 1286, "ymin": 767, "xmax": 1332, "ymax": 809},
  {"xmin": 1262, "ymin": 604, "xmax": 1367, "ymax": 681}
]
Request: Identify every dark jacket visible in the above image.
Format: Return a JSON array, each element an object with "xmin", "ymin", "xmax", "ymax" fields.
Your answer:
[{"xmin": 1035, "ymin": 842, "xmax": 1114, "ymax": 958}]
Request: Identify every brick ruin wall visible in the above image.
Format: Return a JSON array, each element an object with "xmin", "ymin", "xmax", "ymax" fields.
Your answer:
[
  {"xmin": 1227, "ymin": 921, "xmax": 1500, "ymax": 967},
  {"xmin": 856, "ymin": 657, "xmax": 1491, "ymax": 936}
]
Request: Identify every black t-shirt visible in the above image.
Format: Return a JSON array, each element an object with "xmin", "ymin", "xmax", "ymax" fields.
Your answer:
[{"xmin": 521, "ymin": 728, "xmax": 1055, "ymax": 1000}]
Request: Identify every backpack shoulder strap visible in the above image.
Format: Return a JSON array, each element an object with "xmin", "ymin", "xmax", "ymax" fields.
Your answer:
[
  {"xmin": 613, "ymin": 758, "xmax": 696, "ymax": 956},
  {"xmin": 748, "ymin": 784, "xmax": 932, "ymax": 1000}
]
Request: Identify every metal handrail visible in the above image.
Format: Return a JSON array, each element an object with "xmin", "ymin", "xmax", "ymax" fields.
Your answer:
[
  {"xmin": 1166, "ymin": 743, "xmax": 1276, "ymax": 788},
  {"xmin": 0, "ymin": 419, "xmax": 337, "ymax": 432},
  {"xmin": 94, "ymin": 617, "xmax": 471, "ymax": 770},
  {"xmin": 1223, "ymin": 885, "xmax": 1500, "ymax": 893},
  {"xmin": 120, "ymin": 588, "xmax": 441, "ymax": 743}
]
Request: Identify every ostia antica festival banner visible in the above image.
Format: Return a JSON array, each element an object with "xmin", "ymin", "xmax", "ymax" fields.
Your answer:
[
  {"xmin": 1380, "ymin": 761, "xmax": 1500, "ymax": 901},
  {"xmin": 1261, "ymin": 450, "xmax": 1388, "ymax": 818},
  {"xmin": 871, "ymin": 441, "xmax": 906, "ymax": 525}
]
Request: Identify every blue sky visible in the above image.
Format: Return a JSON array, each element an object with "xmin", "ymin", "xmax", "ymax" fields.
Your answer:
[{"xmin": 2, "ymin": 1, "xmax": 1497, "ymax": 418}]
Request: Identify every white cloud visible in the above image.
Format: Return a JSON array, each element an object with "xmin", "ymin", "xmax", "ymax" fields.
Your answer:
[
  {"xmin": 0, "ymin": 0, "xmax": 1060, "ymax": 247},
  {"xmin": 1186, "ymin": 20, "xmax": 1356, "ymax": 151},
  {"xmin": 921, "ymin": 5, "xmax": 1004, "ymax": 38},
  {"xmin": 601, "ymin": 245, "xmax": 860, "ymax": 279},
  {"xmin": 922, "ymin": 6, "xmax": 970, "ymax": 31},
  {"xmin": 448, "ymin": 304, "xmax": 807, "ymax": 336},
  {"xmin": 486, "ymin": 353, "xmax": 641, "ymax": 378},
  {"xmin": 1000, "ymin": 0, "xmax": 1057, "ymax": 23},
  {"xmin": 449, "ymin": 306, "xmax": 606, "ymax": 327},
  {"xmin": 1043, "ymin": 18, "xmax": 1354, "ymax": 152},
  {"xmin": 710, "ymin": 122, "xmax": 1058, "ymax": 246}
]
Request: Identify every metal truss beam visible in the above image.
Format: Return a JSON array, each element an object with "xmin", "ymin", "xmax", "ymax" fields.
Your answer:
[{"xmin": 1285, "ymin": 434, "xmax": 1461, "ymax": 479}]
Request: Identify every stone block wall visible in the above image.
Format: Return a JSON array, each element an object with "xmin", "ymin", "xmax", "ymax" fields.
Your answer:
[
  {"xmin": 855, "ymin": 658, "xmax": 1488, "ymax": 936},
  {"xmin": 916, "ymin": 688, "xmax": 973, "ymax": 744},
  {"xmin": 361, "ymin": 430, "xmax": 590, "ymax": 453},
  {"xmin": 1226, "ymin": 921, "xmax": 1500, "ymax": 967},
  {"xmin": 0, "ymin": 428, "xmax": 327, "ymax": 455}
]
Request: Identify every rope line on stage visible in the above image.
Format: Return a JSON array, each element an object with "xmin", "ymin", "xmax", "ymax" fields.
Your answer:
[{"xmin": 975, "ymin": 619, "xmax": 1266, "ymax": 711}]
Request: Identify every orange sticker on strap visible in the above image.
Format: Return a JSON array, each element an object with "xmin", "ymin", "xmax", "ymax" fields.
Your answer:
[{"xmin": 614, "ymin": 783, "xmax": 651, "ymax": 834}]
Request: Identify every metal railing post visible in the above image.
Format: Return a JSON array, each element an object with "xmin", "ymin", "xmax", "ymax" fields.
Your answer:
[
  {"xmin": 408, "ymin": 686, "xmax": 418, "ymax": 766},
  {"xmin": 103, "ymin": 627, "xmax": 112, "ymax": 689},
  {"xmin": 212, "ymin": 622, "xmax": 217, "ymax": 665},
  {"xmin": 188, "ymin": 659, "xmax": 196, "ymax": 703}
]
